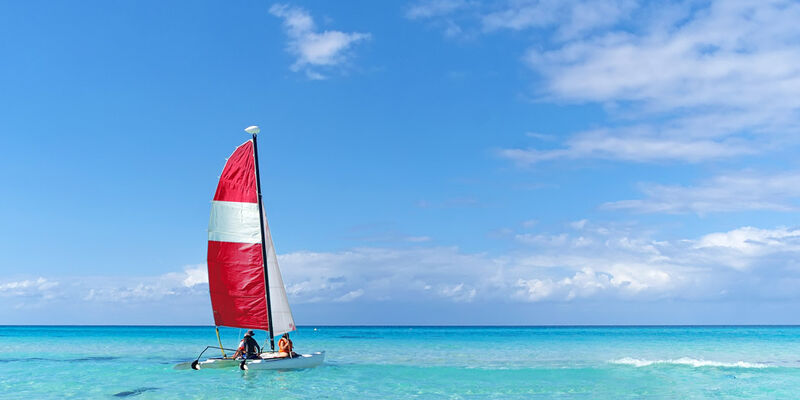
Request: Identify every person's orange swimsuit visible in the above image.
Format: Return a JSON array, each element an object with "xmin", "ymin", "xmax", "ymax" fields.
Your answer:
[{"xmin": 278, "ymin": 338, "xmax": 293, "ymax": 356}]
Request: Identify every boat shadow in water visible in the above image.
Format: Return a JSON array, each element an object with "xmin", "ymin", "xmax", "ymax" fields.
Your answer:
[{"xmin": 112, "ymin": 387, "xmax": 159, "ymax": 397}]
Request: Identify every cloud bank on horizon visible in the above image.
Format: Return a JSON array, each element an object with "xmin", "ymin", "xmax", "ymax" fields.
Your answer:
[{"xmin": 5, "ymin": 223, "xmax": 800, "ymax": 323}]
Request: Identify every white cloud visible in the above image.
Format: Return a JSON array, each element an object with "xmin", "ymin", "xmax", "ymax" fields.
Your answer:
[
  {"xmin": 509, "ymin": 229, "xmax": 685, "ymax": 302},
  {"xmin": 529, "ymin": 1, "xmax": 800, "ymax": 110},
  {"xmin": 516, "ymin": 277, "xmax": 557, "ymax": 301},
  {"xmin": 407, "ymin": 0, "xmax": 473, "ymax": 19},
  {"xmin": 278, "ymin": 247, "xmax": 495, "ymax": 304},
  {"xmin": 407, "ymin": 0, "xmax": 636, "ymax": 40},
  {"xmin": 269, "ymin": 4, "xmax": 370, "ymax": 79},
  {"xmin": 180, "ymin": 264, "xmax": 208, "ymax": 287},
  {"xmin": 692, "ymin": 226, "xmax": 800, "ymax": 270},
  {"xmin": 499, "ymin": 127, "xmax": 758, "ymax": 165},
  {"xmin": 516, "ymin": 267, "xmax": 653, "ymax": 302},
  {"xmin": 604, "ymin": 171, "xmax": 800, "ymax": 214},
  {"xmin": 405, "ymin": 0, "xmax": 477, "ymax": 38},
  {"xmin": 80, "ymin": 265, "xmax": 209, "ymax": 303},
  {"xmin": 502, "ymin": 1, "xmax": 800, "ymax": 163},
  {"xmin": 438, "ymin": 283, "xmax": 477, "ymax": 302},
  {"xmin": 334, "ymin": 289, "xmax": 364, "ymax": 302},
  {"xmin": 8, "ymin": 222, "xmax": 800, "ymax": 315},
  {"xmin": 273, "ymin": 222, "xmax": 800, "ymax": 303},
  {"xmin": 696, "ymin": 227, "xmax": 800, "ymax": 254},
  {"xmin": 570, "ymin": 219, "xmax": 588, "ymax": 230},
  {"xmin": 0, "ymin": 277, "xmax": 58, "ymax": 298},
  {"xmin": 409, "ymin": 1, "xmax": 800, "ymax": 164},
  {"xmin": 482, "ymin": 0, "xmax": 637, "ymax": 39}
]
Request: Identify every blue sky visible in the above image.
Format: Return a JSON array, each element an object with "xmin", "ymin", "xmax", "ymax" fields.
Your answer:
[{"xmin": 3, "ymin": 0, "xmax": 800, "ymax": 325}]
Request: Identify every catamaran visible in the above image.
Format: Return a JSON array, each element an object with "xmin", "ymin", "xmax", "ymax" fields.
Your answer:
[{"xmin": 177, "ymin": 126, "xmax": 324, "ymax": 370}]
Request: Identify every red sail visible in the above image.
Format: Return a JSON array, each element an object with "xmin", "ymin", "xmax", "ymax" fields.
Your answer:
[{"xmin": 206, "ymin": 140, "xmax": 269, "ymax": 330}]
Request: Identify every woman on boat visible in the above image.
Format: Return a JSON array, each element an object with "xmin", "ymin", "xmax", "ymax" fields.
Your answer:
[{"xmin": 278, "ymin": 333, "xmax": 296, "ymax": 358}]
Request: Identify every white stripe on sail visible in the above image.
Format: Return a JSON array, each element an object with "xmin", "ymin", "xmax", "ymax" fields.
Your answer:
[
  {"xmin": 262, "ymin": 206, "xmax": 296, "ymax": 335},
  {"xmin": 208, "ymin": 201, "xmax": 261, "ymax": 244}
]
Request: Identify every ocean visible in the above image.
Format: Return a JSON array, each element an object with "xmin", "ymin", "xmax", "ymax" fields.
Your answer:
[{"xmin": 1, "ymin": 326, "xmax": 799, "ymax": 399}]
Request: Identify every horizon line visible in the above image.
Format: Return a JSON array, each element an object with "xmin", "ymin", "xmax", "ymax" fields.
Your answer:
[{"xmin": 4, "ymin": 324, "xmax": 800, "ymax": 328}]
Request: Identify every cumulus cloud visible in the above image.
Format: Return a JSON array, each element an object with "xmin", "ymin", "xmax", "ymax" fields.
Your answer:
[
  {"xmin": 179, "ymin": 264, "xmax": 208, "ymax": 287},
  {"xmin": 269, "ymin": 4, "xmax": 370, "ymax": 79},
  {"xmin": 604, "ymin": 170, "xmax": 800, "ymax": 214},
  {"xmin": 517, "ymin": 268, "xmax": 629, "ymax": 302}
]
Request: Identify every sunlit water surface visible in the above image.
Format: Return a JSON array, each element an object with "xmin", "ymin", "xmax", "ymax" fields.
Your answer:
[{"xmin": 2, "ymin": 326, "xmax": 800, "ymax": 399}]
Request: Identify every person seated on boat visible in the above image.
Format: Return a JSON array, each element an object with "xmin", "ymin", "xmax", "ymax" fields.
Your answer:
[
  {"xmin": 232, "ymin": 330, "xmax": 261, "ymax": 360},
  {"xmin": 278, "ymin": 333, "xmax": 297, "ymax": 358}
]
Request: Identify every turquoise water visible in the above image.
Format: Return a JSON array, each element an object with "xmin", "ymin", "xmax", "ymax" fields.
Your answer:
[{"xmin": 2, "ymin": 326, "xmax": 800, "ymax": 399}]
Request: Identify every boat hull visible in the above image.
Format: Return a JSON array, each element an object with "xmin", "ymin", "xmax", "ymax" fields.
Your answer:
[
  {"xmin": 175, "ymin": 352, "xmax": 325, "ymax": 370},
  {"xmin": 244, "ymin": 352, "xmax": 325, "ymax": 370}
]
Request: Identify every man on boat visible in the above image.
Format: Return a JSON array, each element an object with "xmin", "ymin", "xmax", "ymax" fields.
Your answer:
[
  {"xmin": 278, "ymin": 333, "xmax": 297, "ymax": 358},
  {"xmin": 232, "ymin": 330, "xmax": 261, "ymax": 360}
]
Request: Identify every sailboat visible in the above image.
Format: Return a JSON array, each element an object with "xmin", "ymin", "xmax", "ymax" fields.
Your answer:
[{"xmin": 177, "ymin": 125, "xmax": 324, "ymax": 370}]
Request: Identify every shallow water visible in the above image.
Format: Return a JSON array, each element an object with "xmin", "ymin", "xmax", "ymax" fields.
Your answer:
[{"xmin": 2, "ymin": 326, "xmax": 800, "ymax": 399}]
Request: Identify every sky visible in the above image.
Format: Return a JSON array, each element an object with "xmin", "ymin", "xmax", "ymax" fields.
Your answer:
[{"xmin": 2, "ymin": 0, "xmax": 800, "ymax": 325}]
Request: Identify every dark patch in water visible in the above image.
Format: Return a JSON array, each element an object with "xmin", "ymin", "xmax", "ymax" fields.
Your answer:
[
  {"xmin": 0, "ymin": 357, "xmax": 47, "ymax": 363},
  {"xmin": 71, "ymin": 356, "xmax": 119, "ymax": 362},
  {"xmin": 0, "ymin": 356, "xmax": 119, "ymax": 363},
  {"xmin": 112, "ymin": 387, "xmax": 158, "ymax": 397}
]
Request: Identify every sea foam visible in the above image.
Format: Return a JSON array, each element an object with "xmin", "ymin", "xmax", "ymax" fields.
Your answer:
[{"xmin": 610, "ymin": 357, "xmax": 770, "ymax": 368}]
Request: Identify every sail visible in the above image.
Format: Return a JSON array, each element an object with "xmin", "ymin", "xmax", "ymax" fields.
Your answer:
[
  {"xmin": 262, "ymin": 206, "xmax": 296, "ymax": 335},
  {"xmin": 206, "ymin": 139, "xmax": 294, "ymax": 333}
]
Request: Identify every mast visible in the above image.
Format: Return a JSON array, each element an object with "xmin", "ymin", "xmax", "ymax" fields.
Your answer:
[{"xmin": 247, "ymin": 125, "xmax": 276, "ymax": 352}]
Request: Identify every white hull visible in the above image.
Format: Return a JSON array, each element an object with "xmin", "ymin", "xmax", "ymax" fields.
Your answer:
[
  {"xmin": 176, "ymin": 352, "xmax": 325, "ymax": 370},
  {"xmin": 244, "ymin": 352, "xmax": 325, "ymax": 370}
]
